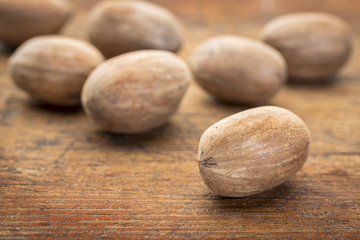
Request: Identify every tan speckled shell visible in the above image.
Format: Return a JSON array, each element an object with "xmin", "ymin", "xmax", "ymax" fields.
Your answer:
[
  {"xmin": 260, "ymin": 12, "xmax": 353, "ymax": 81},
  {"xmin": 9, "ymin": 35, "xmax": 104, "ymax": 106},
  {"xmin": 81, "ymin": 50, "xmax": 191, "ymax": 134},
  {"xmin": 87, "ymin": 0, "xmax": 183, "ymax": 58},
  {"xmin": 198, "ymin": 106, "xmax": 310, "ymax": 197},
  {"xmin": 188, "ymin": 35, "xmax": 287, "ymax": 104},
  {"xmin": 0, "ymin": 0, "xmax": 71, "ymax": 45}
]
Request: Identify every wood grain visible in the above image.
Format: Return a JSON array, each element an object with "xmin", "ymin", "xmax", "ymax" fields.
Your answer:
[{"xmin": 1, "ymin": 0, "xmax": 359, "ymax": 238}]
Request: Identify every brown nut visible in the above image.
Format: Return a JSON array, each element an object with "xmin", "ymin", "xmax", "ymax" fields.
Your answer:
[
  {"xmin": 260, "ymin": 12, "xmax": 353, "ymax": 81},
  {"xmin": 9, "ymin": 35, "xmax": 104, "ymax": 106},
  {"xmin": 81, "ymin": 50, "xmax": 191, "ymax": 134},
  {"xmin": 188, "ymin": 35, "xmax": 287, "ymax": 104},
  {"xmin": 0, "ymin": 0, "xmax": 71, "ymax": 46},
  {"xmin": 87, "ymin": 0, "xmax": 183, "ymax": 58},
  {"xmin": 198, "ymin": 106, "xmax": 310, "ymax": 197}
]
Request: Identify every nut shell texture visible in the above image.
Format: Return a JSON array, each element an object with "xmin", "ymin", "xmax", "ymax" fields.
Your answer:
[
  {"xmin": 9, "ymin": 35, "xmax": 104, "ymax": 105},
  {"xmin": 260, "ymin": 12, "xmax": 353, "ymax": 81},
  {"xmin": 188, "ymin": 35, "xmax": 287, "ymax": 104},
  {"xmin": 87, "ymin": 0, "xmax": 183, "ymax": 58},
  {"xmin": 198, "ymin": 106, "xmax": 310, "ymax": 197},
  {"xmin": 81, "ymin": 50, "xmax": 191, "ymax": 134},
  {"xmin": 0, "ymin": 0, "xmax": 71, "ymax": 45}
]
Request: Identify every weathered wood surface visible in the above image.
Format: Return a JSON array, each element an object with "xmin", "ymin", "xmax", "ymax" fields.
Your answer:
[{"xmin": 0, "ymin": 0, "xmax": 359, "ymax": 238}]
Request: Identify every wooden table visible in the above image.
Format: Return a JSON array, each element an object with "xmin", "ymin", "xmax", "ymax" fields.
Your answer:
[{"xmin": 1, "ymin": 0, "xmax": 359, "ymax": 238}]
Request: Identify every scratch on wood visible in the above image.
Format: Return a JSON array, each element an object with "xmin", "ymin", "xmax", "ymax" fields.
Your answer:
[
  {"xmin": 53, "ymin": 140, "xmax": 76, "ymax": 165},
  {"xmin": 277, "ymin": 187, "xmax": 304, "ymax": 210}
]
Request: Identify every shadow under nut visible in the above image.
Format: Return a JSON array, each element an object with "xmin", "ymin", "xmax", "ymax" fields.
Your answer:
[
  {"xmin": 87, "ymin": 0, "xmax": 183, "ymax": 58},
  {"xmin": 198, "ymin": 106, "xmax": 311, "ymax": 197},
  {"xmin": 188, "ymin": 35, "xmax": 287, "ymax": 104},
  {"xmin": 260, "ymin": 12, "xmax": 353, "ymax": 81},
  {"xmin": 9, "ymin": 35, "xmax": 104, "ymax": 106},
  {"xmin": 0, "ymin": 0, "xmax": 72, "ymax": 46},
  {"xmin": 81, "ymin": 50, "xmax": 191, "ymax": 134}
]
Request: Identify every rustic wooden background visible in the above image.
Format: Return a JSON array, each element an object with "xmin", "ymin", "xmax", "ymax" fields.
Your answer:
[{"xmin": 1, "ymin": 0, "xmax": 359, "ymax": 238}]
